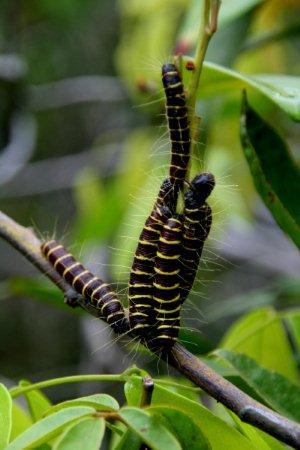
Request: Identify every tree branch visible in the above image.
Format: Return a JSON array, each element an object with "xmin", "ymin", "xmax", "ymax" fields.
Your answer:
[{"xmin": 0, "ymin": 211, "xmax": 299, "ymax": 448}]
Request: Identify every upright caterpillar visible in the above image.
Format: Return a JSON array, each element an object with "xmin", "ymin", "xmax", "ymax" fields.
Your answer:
[
  {"xmin": 41, "ymin": 240, "xmax": 129, "ymax": 334},
  {"xmin": 128, "ymin": 178, "xmax": 177, "ymax": 341},
  {"xmin": 162, "ymin": 63, "xmax": 191, "ymax": 190},
  {"xmin": 151, "ymin": 215, "xmax": 183, "ymax": 351},
  {"xmin": 180, "ymin": 172, "xmax": 215, "ymax": 304}
]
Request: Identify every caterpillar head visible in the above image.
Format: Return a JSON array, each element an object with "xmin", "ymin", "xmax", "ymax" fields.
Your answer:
[{"xmin": 186, "ymin": 172, "xmax": 215, "ymax": 206}]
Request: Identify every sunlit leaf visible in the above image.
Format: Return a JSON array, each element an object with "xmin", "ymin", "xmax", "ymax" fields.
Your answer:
[
  {"xmin": 148, "ymin": 406, "xmax": 211, "ymax": 450},
  {"xmin": 0, "ymin": 383, "xmax": 12, "ymax": 448},
  {"xmin": 46, "ymin": 394, "xmax": 119, "ymax": 415},
  {"xmin": 19, "ymin": 380, "xmax": 52, "ymax": 422},
  {"xmin": 6, "ymin": 406, "xmax": 94, "ymax": 450},
  {"xmin": 217, "ymin": 349, "xmax": 300, "ymax": 422},
  {"xmin": 10, "ymin": 403, "xmax": 32, "ymax": 441},
  {"xmin": 119, "ymin": 407, "xmax": 181, "ymax": 450},
  {"xmin": 226, "ymin": 408, "xmax": 284, "ymax": 450},
  {"xmin": 220, "ymin": 308, "xmax": 298, "ymax": 382},
  {"xmin": 125, "ymin": 377, "xmax": 257, "ymax": 449},
  {"xmin": 194, "ymin": 62, "xmax": 300, "ymax": 121},
  {"xmin": 240, "ymin": 93, "xmax": 300, "ymax": 247},
  {"xmin": 283, "ymin": 309, "xmax": 300, "ymax": 356},
  {"xmin": 53, "ymin": 417, "xmax": 105, "ymax": 450}
]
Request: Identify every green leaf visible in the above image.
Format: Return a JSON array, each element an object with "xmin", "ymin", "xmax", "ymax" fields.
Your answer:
[
  {"xmin": 148, "ymin": 406, "xmax": 211, "ymax": 450},
  {"xmin": 7, "ymin": 406, "xmax": 95, "ymax": 450},
  {"xmin": 152, "ymin": 383, "xmax": 257, "ymax": 450},
  {"xmin": 10, "ymin": 403, "xmax": 32, "ymax": 441},
  {"xmin": 53, "ymin": 417, "xmax": 105, "ymax": 450},
  {"xmin": 46, "ymin": 394, "xmax": 119, "ymax": 415},
  {"xmin": 19, "ymin": 380, "xmax": 52, "ymax": 422},
  {"xmin": 217, "ymin": 349, "xmax": 300, "ymax": 422},
  {"xmin": 220, "ymin": 308, "xmax": 298, "ymax": 382},
  {"xmin": 240, "ymin": 93, "xmax": 300, "ymax": 247},
  {"xmin": 195, "ymin": 62, "xmax": 300, "ymax": 121},
  {"xmin": 226, "ymin": 408, "xmax": 284, "ymax": 450},
  {"xmin": 125, "ymin": 377, "xmax": 257, "ymax": 449},
  {"xmin": 0, "ymin": 383, "xmax": 12, "ymax": 448},
  {"xmin": 113, "ymin": 428, "xmax": 142, "ymax": 450},
  {"xmin": 119, "ymin": 407, "xmax": 181, "ymax": 450}
]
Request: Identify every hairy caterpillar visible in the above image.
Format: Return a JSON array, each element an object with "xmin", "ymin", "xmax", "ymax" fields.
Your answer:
[
  {"xmin": 162, "ymin": 62, "xmax": 190, "ymax": 190},
  {"xmin": 41, "ymin": 240, "xmax": 129, "ymax": 334},
  {"xmin": 180, "ymin": 172, "xmax": 215, "ymax": 304},
  {"xmin": 128, "ymin": 178, "xmax": 177, "ymax": 341},
  {"xmin": 151, "ymin": 215, "xmax": 183, "ymax": 351}
]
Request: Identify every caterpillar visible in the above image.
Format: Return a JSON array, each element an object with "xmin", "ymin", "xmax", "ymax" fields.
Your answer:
[
  {"xmin": 128, "ymin": 178, "xmax": 177, "ymax": 341},
  {"xmin": 41, "ymin": 240, "xmax": 129, "ymax": 335},
  {"xmin": 162, "ymin": 62, "xmax": 191, "ymax": 190},
  {"xmin": 180, "ymin": 172, "xmax": 215, "ymax": 304},
  {"xmin": 151, "ymin": 215, "xmax": 183, "ymax": 352}
]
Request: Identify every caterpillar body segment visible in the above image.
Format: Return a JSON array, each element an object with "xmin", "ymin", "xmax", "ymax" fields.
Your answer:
[
  {"xmin": 151, "ymin": 215, "xmax": 183, "ymax": 351},
  {"xmin": 180, "ymin": 172, "xmax": 215, "ymax": 304},
  {"xmin": 162, "ymin": 63, "xmax": 191, "ymax": 189},
  {"xmin": 128, "ymin": 178, "xmax": 178, "ymax": 340},
  {"xmin": 41, "ymin": 240, "xmax": 129, "ymax": 334}
]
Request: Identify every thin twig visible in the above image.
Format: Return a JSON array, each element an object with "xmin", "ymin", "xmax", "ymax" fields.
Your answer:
[
  {"xmin": 0, "ymin": 211, "xmax": 299, "ymax": 448},
  {"xmin": 140, "ymin": 376, "xmax": 154, "ymax": 408},
  {"xmin": 186, "ymin": 0, "xmax": 221, "ymax": 164}
]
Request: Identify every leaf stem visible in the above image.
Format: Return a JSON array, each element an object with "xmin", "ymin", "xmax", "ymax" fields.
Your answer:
[{"xmin": 10, "ymin": 374, "xmax": 125, "ymax": 398}]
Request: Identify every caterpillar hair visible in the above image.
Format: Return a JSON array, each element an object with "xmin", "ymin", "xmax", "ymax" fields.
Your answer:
[
  {"xmin": 151, "ymin": 215, "xmax": 183, "ymax": 352},
  {"xmin": 128, "ymin": 178, "xmax": 177, "ymax": 341},
  {"xmin": 41, "ymin": 240, "xmax": 129, "ymax": 335},
  {"xmin": 180, "ymin": 172, "xmax": 215, "ymax": 304},
  {"xmin": 162, "ymin": 62, "xmax": 191, "ymax": 190}
]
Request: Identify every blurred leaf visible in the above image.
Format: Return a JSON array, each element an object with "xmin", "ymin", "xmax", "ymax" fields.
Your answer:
[
  {"xmin": 117, "ymin": 0, "xmax": 187, "ymax": 103},
  {"xmin": 217, "ymin": 349, "xmax": 300, "ymax": 422},
  {"xmin": 111, "ymin": 129, "xmax": 166, "ymax": 281},
  {"xmin": 0, "ymin": 383, "xmax": 12, "ymax": 448},
  {"xmin": 204, "ymin": 290, "xmax": 275, "ymax": 323},
  {"xmin": 10, "ymin": 403, "xmax": 32, "ymax": 441},
  {"xmin": 9, "ymin": 277, "xmax": 75, "ymax": 312},
  {"xmin": 46, "ymin": 394, "xmax": 119, "ymax": 415},
  {"xmin": 240, "ymin": 93, "xmax": 300, "ymax": 248},
  {"xmin": 53, "ymin": 417, "xmax": 105, "ymax": 450},
  {"xmin": 178, "ymin": 0, "xmax": 262, "ymax": 52},
  {"xmin": 19, "ymin": 380, "xmax": 52, "ymax": 422},
  {"xmin": 220, "ymin": 308, "xmax": 298, "ymax": 382},
  {"xmin": 119, "ymin": 407, "xmax": 181, "ymax": 450},
  {"xmin": 148, "ymin": 406, "xmax": 211, "ymax": 450},
  {"xmin": 179, "ymin": 327, "xmax": 214, "ymax": 354},
  {"xmin": 218, "ymin": 0, "xmax": 264, "ymax": 26},
  {"xmin": 194, "ymin": 62, "xmax": 300, "ymax": 121},
  {"xmin": 6, "ymin": 406, "xmax": 94, "ymax": 450},
  {"xmin": 0, "ymin": 281, "xmax": 11, "ymax": 301},
  {"xmin": 283, "ymin": 309, "xmax": 300, "ymax": 357}
]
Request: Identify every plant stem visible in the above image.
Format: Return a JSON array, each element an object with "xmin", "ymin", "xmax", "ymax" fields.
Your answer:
[
  {"xmin": 10, "ymin": 374, "xmax": 125, "ymax": 398},
  {"xmin": 186, "ymin": 0, "xmax": 220, "ymax": 163}
]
